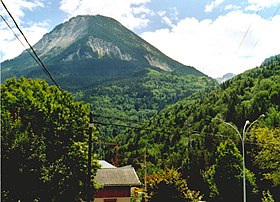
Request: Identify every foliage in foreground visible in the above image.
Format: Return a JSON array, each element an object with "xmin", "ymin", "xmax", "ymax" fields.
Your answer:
[
  {"xmin": 147, "ymin": 169, "xmax": 203, "ymax": 202},
  {"xmin": 251, "ymin": 128, "xmax": 280, "ymax": 186},
  {"xmin": 203, "ymin": 140, "xmax": 258, "ymax": 201},
  {"xmin": 1, "ymin": 77, "xmax": 99, "ymax": 201}
]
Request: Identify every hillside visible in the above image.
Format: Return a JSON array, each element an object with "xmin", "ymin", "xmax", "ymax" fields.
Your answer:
[
  {"xmin": 119, "ymin": 59, "xmax": 280, "ymax": 201},
  {"xmin": 261, "ymin": 54, "xmax": 280, "ymax": 66},
  {"xmin": 1, "ymin": 15, "xmax": 216, "ymax": 136},
  {"xmin": 2, "ymin": 13, "xmax": 279, "ymax": 202}
]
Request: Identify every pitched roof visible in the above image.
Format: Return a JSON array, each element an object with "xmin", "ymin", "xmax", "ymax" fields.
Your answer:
[
  {"xmin": 94, "ymin": 167, "xmax": 141, "ymax": 186},
  {"xmin": 98, "ymin": 160, "xmax": 116, "ymax": 168}
]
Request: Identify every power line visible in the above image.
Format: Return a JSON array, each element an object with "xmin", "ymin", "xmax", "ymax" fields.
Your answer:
[
  {"xmin": 236, "ymin": 10, "xmax": 259, "ymax": 53},
  {"xmin": 271, "ymin": 3, "xmax": 280, "ymax": 18},
  {"xmin": 0, "ymin": 14, "xmax": 43, "ymax": 73},
  {"xmin": 2, "ymin": 0, "xmax": 277, "ymax": 148},
  {"xmin": 92, "ymin": 112, "xmax": 279, "ymax": 147},
  {"xmin": 92, "ymin": 113, "xmax": 139, "ymax": 123},
  {"xmin": 93, "ymin": 120, "xmax": 163, "ymax": 133},
  {"xmin": 250, "ymin": 4, "xmax": 280, "ymax": 53},
  {"xmin": 1, "ymin": 0, "xmax": 61, "ymax": 90},
  {"xmin": 92, "ymin": 120, "xmax": 280, "ymax": 147}
]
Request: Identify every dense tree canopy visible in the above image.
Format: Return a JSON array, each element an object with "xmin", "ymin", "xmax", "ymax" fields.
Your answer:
[
  {"xmin": 119, "ymin": 60, "xmax": 280, "ymax": 201},
  {"xmin": 147, "ymin": 169, "xmax": 202, "ymax": 202},
  {"xmin": 1, "ymin": 77, "xmax": 99, "ymax": 201},
  {"xmin": 75, "ymin": 68, "xmax": 216, "ymax": 138},
  {"xmin": 203, "ymin": 140, "xmax": 258, "ymax": 201},
  {"xmin": 251, "ymin": 128, "xmax": 280, "ymax": 186},
  {"xmin": 2, "ymin": 56, "xmax": 279, "ymax": 202}
]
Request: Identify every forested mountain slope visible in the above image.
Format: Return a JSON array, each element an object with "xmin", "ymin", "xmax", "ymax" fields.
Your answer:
[
  {"xmin": 1, "ymin": 15, "xmax": 216, "ymax": 136},
  {"xmin": 77, "ymin": 69, "xmax": 215, "ymax": 135},
  {"xmin": 119, "ymin": 57, "xmax": 280, "ymax": 201}
]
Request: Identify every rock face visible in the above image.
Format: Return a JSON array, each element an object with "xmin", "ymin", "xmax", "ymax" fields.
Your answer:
[
  {"xmin": 2, "ymin": 15, "xmax": 206, "ymax": 90},
  {"xmin": 34, "ymin": 17, "xmax": 88, "ymax": 58},
  {"xmin": 60, "ymin": 37, "xmax": 133, "ymax": 62},
  {"xmin": 33, "ymin": 16, "xmax": 134, "ymax": 62},
  {"xmin": 215, "ymin": 73, "xmax": 235, "ymax": 83}
]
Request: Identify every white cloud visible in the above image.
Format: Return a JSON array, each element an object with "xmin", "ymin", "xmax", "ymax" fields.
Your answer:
[
  {"xmin": 161, "ymin": 16, "xmax": 173, "ymax": 27},
  {"xmin": 0, "ymin": 0, "xmax": 48, "ymax": 62},
  {"xmin": 59, "ymin": 0, "xmax": 152, "ymax": 30},
  {"xmin": 157, "ymin": 10, "xmax": 166, "ymax": 17},
  {"xmin": 157, "ymin": 7, "xmax": 179, "ymax": 28},
  {"xmin": 0, "ymin": 0, "xmax": 44, "ymax": 24},
  {"xmin": 169, "ymin": 7, "xmax": 179, "ymax": 20},
  {"xmin": 205, "ymin": 0, "xmax": 224, "ymax": 13},
  {"xmin": 0, "ymin": 22, "xmax": 49, "ymax": 62},
  {"xmin": 141, "ymin": 11, "xmax": 280, "ymax": 77},
  {"xmin": 246, "ymin": 0, "xmax": 280, "ymax": 11},
  {"xmin": 225, "ymin": 4, "xmax": 242, "ymax": 11}
]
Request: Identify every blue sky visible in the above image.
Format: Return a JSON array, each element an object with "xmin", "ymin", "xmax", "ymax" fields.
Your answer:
[{"xmin": 1, "ymin": 0, "xmax": 280, "ymax": 77}]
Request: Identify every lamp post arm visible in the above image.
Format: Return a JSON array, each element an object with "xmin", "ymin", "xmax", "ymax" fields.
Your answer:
[
  {"xmin": 214, "ymin": 114, "xmax": 264, "ymax": 202},
  {"xmin": 245, "ymin": 114, "xmax": 265, "ymax": 134},
  {"xmin": 222, "ymin": 121, "xmax": 242, "ymax": 140},
  {"xmin": 214, "ymin": 117, "xmax": 242, "ymax": 140},
  {"xmin": 243, "ymin": 120, "xmax": 250, "ymax": 141}
]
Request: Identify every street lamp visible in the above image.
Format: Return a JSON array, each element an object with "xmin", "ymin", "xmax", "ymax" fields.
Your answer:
[{"xmin": 216, "ymin": 114, "xmax": 265, "ymax": 202}]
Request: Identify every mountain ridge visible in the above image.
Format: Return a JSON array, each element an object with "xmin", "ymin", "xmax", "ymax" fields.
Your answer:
[
  {"xmin": 1, "ymin": 15, "xmax": 217, "ymax": 133},
  {"xmin": 1, "ymin": 15, "xmax": 206, "ymax": 90},
  {"xmin": 215, "ymin": 73, "xmax": 235, "ymax": 83}
]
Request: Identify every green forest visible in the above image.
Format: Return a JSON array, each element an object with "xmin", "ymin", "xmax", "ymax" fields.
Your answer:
[
  {"xmin": 75, "ymin": 68, "xmax": 216, "ymax": 138},
  {"xmin": 1, "ymin": 55, "xmax": 280, "ymax": 201},
  {"xmin": 1, "ymin": 78, "xmax": 99, "ymax": 201},
  {"xmin": 117, "ymin": 56, "xmax": 280, "ymax": 201}
]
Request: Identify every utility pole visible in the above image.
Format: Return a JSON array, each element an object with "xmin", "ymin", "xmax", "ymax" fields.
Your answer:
[
  {"xmin": 94, "ymin": 141, "xmax": 119, "ymax": 167},
  {"xmin": 144, "ymin": 147, "xmax": 148, "ymax": 202},
  {"xmin": 87, "ymin": 112, "xmax": 94, "ymax": 202}
]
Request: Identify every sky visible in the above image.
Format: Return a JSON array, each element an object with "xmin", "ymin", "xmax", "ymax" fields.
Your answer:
[{"xmin": 1, "ymin": 0, "xmax": 280, "ymax": 78}]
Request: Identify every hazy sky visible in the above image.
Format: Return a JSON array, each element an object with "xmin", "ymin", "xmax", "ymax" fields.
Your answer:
[{"xmin": 1, "ymin": 0, "xmax": 280, "ymax": 77}]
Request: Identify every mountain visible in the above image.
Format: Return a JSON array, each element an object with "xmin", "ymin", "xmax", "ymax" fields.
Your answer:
[
  {"xmin": 1, "ymin": 15, "xmax": 217, "ymax": 137},
  {"xmin": 2, "ymin": 15, "xmax": 279, "ymax": 201},
  {"xmin": 215, "ymin": 73, "xmax": 235, "ymax": 83},
  {"xmin": 1, "ymin": 15, "xmax": 206, "ymax": 90}
]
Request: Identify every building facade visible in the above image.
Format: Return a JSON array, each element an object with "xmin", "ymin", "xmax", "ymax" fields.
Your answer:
[{"xmin": 94, "ymin": 161, "xmax": 141, "ymax": 202}]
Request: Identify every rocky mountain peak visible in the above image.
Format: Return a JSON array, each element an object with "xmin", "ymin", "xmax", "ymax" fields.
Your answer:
[{"xmin": 1, "ymin": 15, "xmax": 206, "ymax": 89}]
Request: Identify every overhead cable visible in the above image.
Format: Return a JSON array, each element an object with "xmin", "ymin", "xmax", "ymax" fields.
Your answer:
[
  {"xmin": 1, "ymin": 0, "xmax": 61, "ymax": 90},
  {"xmin": 236, "ymin": 10, "xmax": 259, "ymax": 53},
  {"xmin": 93, "ymin": 120, "xmax": 280, "ymax": 147},
  {"xmin": 0, "ymin": 14, "xmax": 43, "ymax": 72},
  {"xmin": 251, "ymin": 4, "xmax": 280, "ymax": 53}
]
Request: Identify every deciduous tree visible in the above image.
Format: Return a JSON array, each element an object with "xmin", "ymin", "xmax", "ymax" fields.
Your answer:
[
  {"xmin": 147, "ymin": 168, "xmax": 203, "ymax": 202},
  {"xmin": 203, "ymin": 140, "xmax": 258, "ymax": 201},
  {"xmin": 1, "ymin": 77, "xmax": 98, "ymax": 201}
]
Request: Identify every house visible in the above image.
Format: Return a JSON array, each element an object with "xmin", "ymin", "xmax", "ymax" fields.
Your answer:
[{"xmin": 94, "ymin": 160, "xmax": 141, "ymax": 202}]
